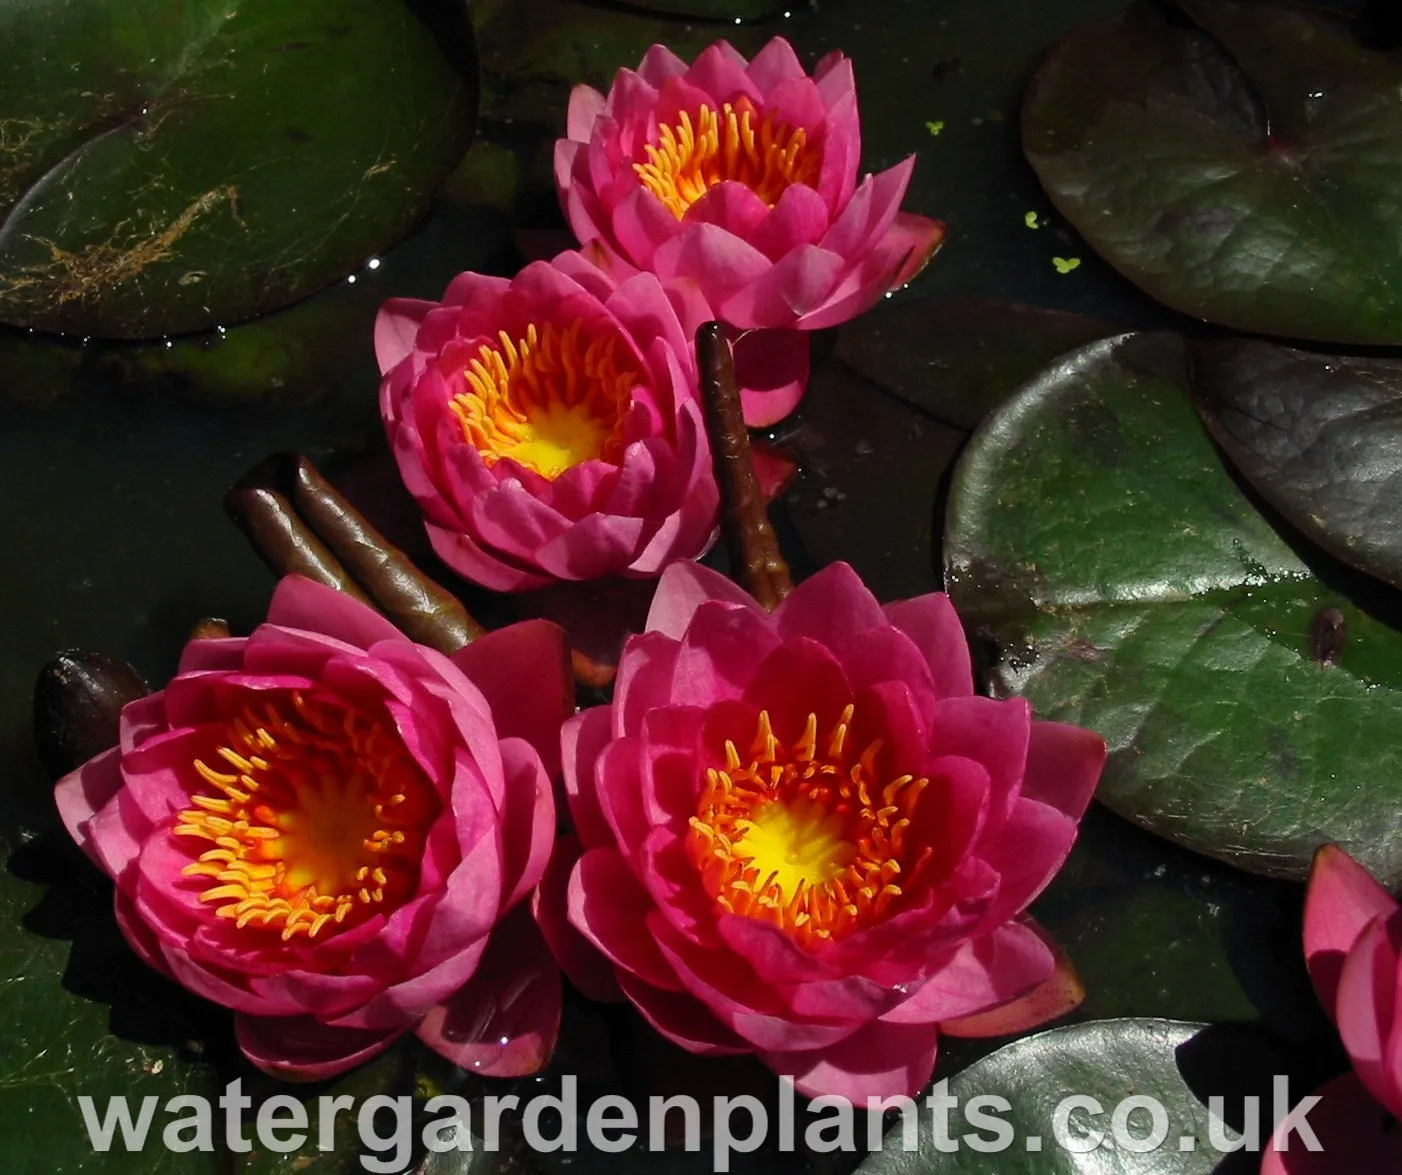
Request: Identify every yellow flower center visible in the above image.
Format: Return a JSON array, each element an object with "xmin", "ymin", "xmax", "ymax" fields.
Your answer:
[
  {"xmin": 634, "ymin": 99, "xmax": 822, "ymax": 220},
  {"xmin": 689, "ymin": 704, "xmax": 931, "ymax": 949},
  {"xmin": 174, "ymin": 692, "xmax": 438, "ymax": 943},
  {"xmin": 450, "ymin": 320, "xmax": 635, "ymax": 479}
]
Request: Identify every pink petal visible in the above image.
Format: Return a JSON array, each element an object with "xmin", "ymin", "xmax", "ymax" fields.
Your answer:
[
  {"xmin": 415, "ymin": 907, "xmax": 562, "ymax": 1077},
  {"xmin": 615, "ymin": 970, "xmax": 750, "ymax": 1056},
  {"xmin": 763, "ymin": 1017, "xmax": 940, "ymax": 1102},
  {"xmin": 610, "ymin": 186, "xmax": 684, "ymax": 270},
  {"xmin": 719, "ymin": 244, "xmax": 845, "ymax": 329},
  {"xmin": 649, "ymin": 223, "xmax": 772, "ymax": 306},
  {"xmin": 646, "ymin": 560, "xmax": 766, "ymax": 639},
  {"xmin": 798, "ymin": 212, "xmax": 947, "ymax": 332},
  {"xmin": 733, "ymin": 328, "xmax": 810, "ymax": 427},
  {"xmin": 266, "ymin": 576, "xmax": 405, "ymax": 650},
  {"xmin": 740, "ymin": 638, "xmax": 852, "ymax": 748},
  {"xmin": 636, "ymin": 44, "xmax": 690, "ymax": 89},
  {"xmin": 1262, "ymin": 1071, "xmax": 1402, "ymax": 1174},
  {"xmin": 818, "ymin": 158, "xmax": 913, "ymax": 264},
  {"xmin": 927, "ymin": 695, "xmax": 1032, "ymax": 823},
  {"xmin": 374, "ymin": 298, "xmax": 433, "ymax": 374},
  {"xmin": 532, "ymin": 513, "xmax": 650, "ymax": 582},
  {"xmin": 566, "ymin": 83, "xmax": 607, "ymax": 141},
  {"xmin": 174, "ymin": 638, "xmax": 245, "ymax": 676},
  {"xmin": 449, "ymin": 619, "xmax": 572, "ymax": 778},
  {"xmin": 54, "ymin": 747, "xmax": 125, "ymax": 872},
  {"xmin": 1021, "ymin": 719, "xmax": 1106, "ymax": 820},
  {"xmin": 235, "ymin": 1014, "xmax": 402, "ymax": 1082},
  {"xmin": 881, "ymin": 212, "xmax": 947, "ymax": 291},
  {"xmin": 494, "ymin": 737, "xmax": 557, "ymax": 910},
  {"xmin": 1336, "ymin": 916, "xmax": 1402, "ymax": 1117},
  {"xmin": 594, "ymin": 736, "xmax": 653, "ymax": 864},
  {"xmin": 569, "ymin": 848, "xmax": 682, "ymax": 992},
  {"xmin": 532, "ymin": 834, "xmax": 624, "ymax": 1002},
  {"xmin": 1306, "ymin": 845, "xmax": 1400, "ymax": 1017},
  {"xmin": 684, "ymin": 42, "xmax": 763, "ymax": 106},
  {"xmin": 425, "ymin": 519, "xmax": 553, "ymax": 593},
  {"xmin": 749, "ymin": 184, "xmax": 832, "ymax": 260},
  {"xmin": 683, "ymin": 181, "xmax": 771, "ymax": 239},
  {"xmin": 561, "ymin": 706, "xmax": 616, "ymax": 848},
  {"xmin": 670, "ymin": 600, "xmax": 780, "ymax": 706},
  {"xmin": 751, "ymin": 440, "xmax": 801, "ymax": 503},
  {"xmin": 815, "ymin": 89, "xmax": 859, "ymax": 212},
  {"xmin": 882, "ymin": 593, "xmax": 973, "ymax": 700},
  {"xmin": 938, "ymin": 919, "xmax": 1083, "ymax": 1037},
  {"xmin": 747, "ymin": 37, "xmax": 809, "ymax": 95},
  {"xmin": 882, "ymin": 921, "xmax": 1056, "ymax": 1025},
  {"xmin": 975, "ymin": 797, "xmax": 1080, "ymax": 931},
  {"xmin": 775, "ymin": 561, "xmax": 886, "ymax": 645}
]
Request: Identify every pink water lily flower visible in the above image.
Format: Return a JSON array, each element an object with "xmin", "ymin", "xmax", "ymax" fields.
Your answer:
[
  {"xmin": 1262, "ymin": 845, "xmax": 1402, "ymax": 1172},
  {"xmin": 555, "ymin": 37, "xmax": 946, "ymax": 426},
  {"xmin": 536, "ymin": 560, "xmax": 1103, "ymax": 1101},
  {"xmin": 55, "ymin": 576, "xmax": 570, "ymax": 1081},
  {"xmin": 377, "ymin": 253, "xmax": 718, "ymax": 592}
]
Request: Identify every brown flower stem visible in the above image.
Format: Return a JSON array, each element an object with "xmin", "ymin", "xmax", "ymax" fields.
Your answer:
[
  {"xmin": 697, "ymin": 322, "xmax": 793, "ymax": 610},
  {"xmin": 226, "ymin": 454, "xmax": 483, "ymax": 654},
  {"xmin": 225, "ymin": 473, "xmax": 371, "ymax": 604},
  {"xmin": 285, "ymin": 455, "xmax": 485, "ymax": 651}
]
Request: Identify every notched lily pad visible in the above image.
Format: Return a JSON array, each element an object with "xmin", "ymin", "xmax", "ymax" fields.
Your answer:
[
  {"xmin": 1023, "ymin": 0, "xmax": 1402, "ymax": 343},
  {"xmin": 0, "ymin": 0, "xmax": 478, "ymax": 338},
  {"xmin": 860, "ymin": 1019, "xmax": 1295, "ymax": 1173},
  {"xmin": 944, "ymin": 332, "xmax": 1402, "ymax": 886},
  {"xmin": 1193, "ymin": 338, "xmax": 1402, "ymax": 594}
]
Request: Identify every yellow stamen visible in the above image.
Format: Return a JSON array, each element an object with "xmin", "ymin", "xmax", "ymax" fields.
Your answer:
[
  {"xmin": 174, "ymin": 693, "xmax": 438, "ymax": 943},
  {"xmin": 450, "ymin": 319, "xmax": 637, "ymax": 479},
  {"xmin": 634, "ymin": 100, "xmax": 822, "ymax": 219},
  {"xmin": 688, "ymin": 704, "xmax": 931, "ymax": 949}
]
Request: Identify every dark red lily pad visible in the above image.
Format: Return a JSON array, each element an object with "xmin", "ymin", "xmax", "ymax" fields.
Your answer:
[
  {"xmin": 834, "ymin": 297, "xmax": 1120, "ymax": 432},
  {"xmin": 1023, "ymin": 0, "xmax": 1402, "ymax": 343},
  {"xmin": 1192, "ymin": 338, "xmax": 1402, "ymax": 593}
]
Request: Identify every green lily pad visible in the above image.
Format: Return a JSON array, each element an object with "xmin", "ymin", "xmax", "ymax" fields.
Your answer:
[
  {"xmin": 943, "ymin": 331, "xmax": 1402, "ymax": 886},
  {"xmin": 0, "ymin": 0, "xmax": 477, "ymax": 339},
  {"xmin": 859, "ymin": 1019, "xmax": 1299, "ymax": 1173},
  {"xmin": 1192, "ymin": 338, "xmax": 1402, "ymax": 594},
  {"xmin": 1022, "ymin": 0, "xmax": 1402, "ymax": 343}
]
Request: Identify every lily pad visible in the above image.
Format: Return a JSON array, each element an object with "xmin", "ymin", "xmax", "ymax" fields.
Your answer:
[
  {"xmin": 1192, "ymin": 338, "xmax": 1402, "ymax": 594},
  {"xmin": 943, "ymin": 332, "xmax": 1402, "ymax": 886},
  {"xmin": 1022, "ymin": 0, "xmax": 1402, "ymax": 343},
  {"xmin": 859, "ymin": 1019, "xmax": 1299, "ymax": 1173},
  {"xmin": 833, "ymin": 297, "xmax": 1120, "ymax": 432},
  {"xmin": 0, "ymin": 0, "xmax": 477, "ymax": 338}
]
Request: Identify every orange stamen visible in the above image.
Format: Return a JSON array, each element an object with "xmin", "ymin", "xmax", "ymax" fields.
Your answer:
[
  {"xmin": 174, "ymin": 692, "xmax": 438, "ymax": 943},
  {"xmin": 451, "ymin": 319, "xmax": 637, "ymax": 479},
  {"xmin": 635, "ymin": 99, "xmax": 822, "ymax": 219},
  {"xmin": 687, "ymin": 704, "xmax": 931, "ymax": 949}
]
